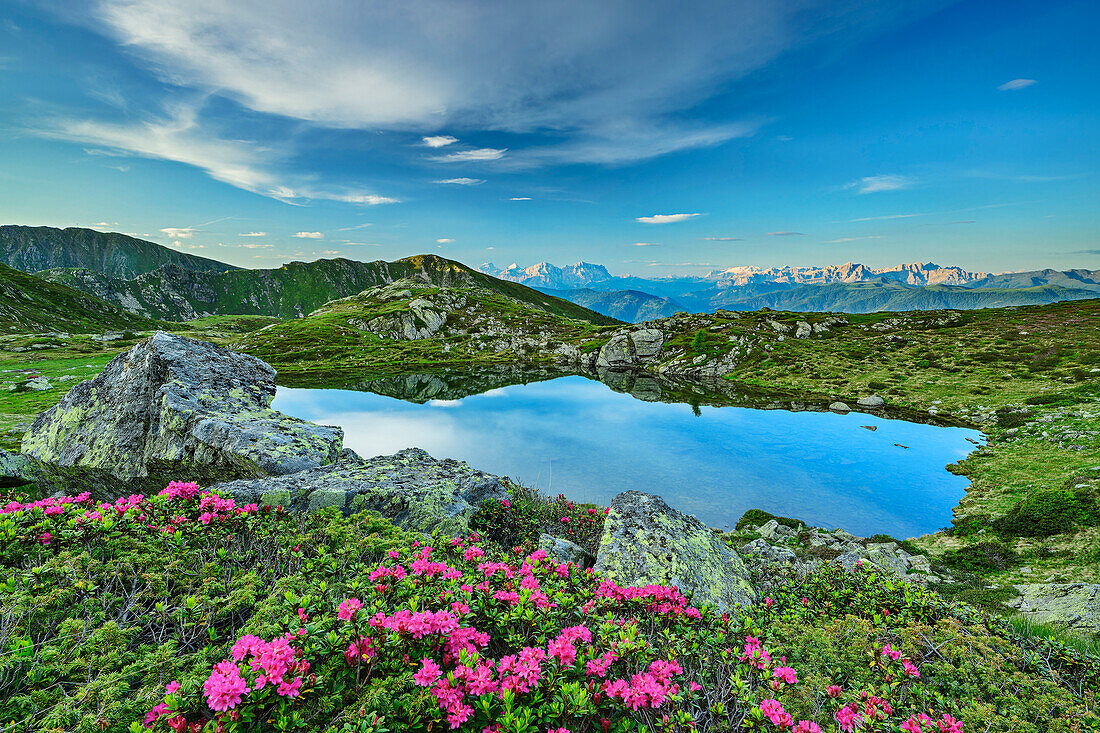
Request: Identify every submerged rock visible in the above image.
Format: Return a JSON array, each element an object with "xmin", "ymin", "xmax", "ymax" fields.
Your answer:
[
  {"xmin": 1007, "ymin": 583, "xmax": 1100, "ymax": 634},
  {"xmin": 21, "ymin": 332, "xmax": 343, "ymax": 486},
  {"xmin": 214, "ymin": 447, "xmax": 509, "ymax": 536},
  {"xmin": 594, "ymin": 491, "xmax": 756, "ymax": 612}
]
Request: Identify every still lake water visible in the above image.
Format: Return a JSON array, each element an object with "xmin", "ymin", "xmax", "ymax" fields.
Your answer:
[{"xmin": 273, "ymin": 376, "xmax": 982, "ymax": 538}]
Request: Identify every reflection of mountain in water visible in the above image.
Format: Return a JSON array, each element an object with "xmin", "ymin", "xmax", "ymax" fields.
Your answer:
[{"xmin": 282, "ymin": 366, "xmax": 968, "ymax": 428}]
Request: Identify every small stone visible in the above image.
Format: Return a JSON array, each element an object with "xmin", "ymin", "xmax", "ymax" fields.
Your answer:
[
  {"xmin": 857, "ymin": 395, "xmax": 885, "ymax": 408},
  {"xmin": 829, "ymin": 402, "xmax": 851, "ymax": 413}
]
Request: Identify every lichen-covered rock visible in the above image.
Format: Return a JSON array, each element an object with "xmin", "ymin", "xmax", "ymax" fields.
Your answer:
[
  {"xmin": 594, "ymin": 491, "xmax": 755, "ymax": 612},
  {"xmin": 21, "ymin": 332, "xmax": 343, "ymax": 485},
  {"xmin": 214, "ymin": 447, "xmax": 509, "ymax": 535},
  {"xmin": 857, "ymin": 395, "xmax": 885, "ymax": 407},
  {"xmin": 828, "ymin": 401, "xmax": 851, "ymax": 413},
  {"xmin": 740, "ymin": 538, "xmax": 796, "ymax": 564},
  {"xmin": 0, "ymin": 448, "xmax": 38, "ymax": 487},
  {"xmin": 539, "ymin": 533, "xmax": 595, "ymax": 568},
  {"xmin": 1007, "ymin": 583, "xmax": 1100, "ymax": 634}
]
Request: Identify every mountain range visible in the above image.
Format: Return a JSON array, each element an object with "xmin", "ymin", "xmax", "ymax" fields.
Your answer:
[
  {"xmin": 0, "ymin": 225, "xmax": 1096, "ymax": 324},
  {"xmin": 477, "ymin": 259, "xmax": 1100, "ymax": 320}
]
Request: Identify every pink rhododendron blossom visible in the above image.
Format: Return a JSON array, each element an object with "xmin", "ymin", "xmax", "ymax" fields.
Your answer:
[
  {"xmin": 338, "ymin": 598, "xmax": 363, "ymax": 621},
  {"xmin": 203, "ymin": 661, "xmax": 250, "ymax": 712},
  {"xmin": 902, "ymin": 659, "xmax": 921, "ymax": 678},
  {"xmin": 794, "ymin": 722, "xmax": 822, "ymax": 733},
  {"xmin": 772, "ymin": 666, "xmax": 797, "ymax": 684}
]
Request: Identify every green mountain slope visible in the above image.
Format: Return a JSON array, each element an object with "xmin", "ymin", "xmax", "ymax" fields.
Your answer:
[
  {"xmin": 0, "ymin": 225, "xmax": 237, "ymax": 278},
  {"xmin": 234, "ymin": 277, "xmax": 614, "ymax": 374},
  {"xmin": 538, "ymin": 287, "xmax": 682, "ymax": 322},
  {"xmin": 0, "ymin": 263, "xmax": 157, "ymax": 332},
  {"xmin": 40, "ymin": 254, "xmax": 617, "ymax": 325}
]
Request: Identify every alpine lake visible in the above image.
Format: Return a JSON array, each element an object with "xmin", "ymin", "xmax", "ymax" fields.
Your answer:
[{"xmin": 272, "ymin": 368, "xmax": 983, "ymax": 538}]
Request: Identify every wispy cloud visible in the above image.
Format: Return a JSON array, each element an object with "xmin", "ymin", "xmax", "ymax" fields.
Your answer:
[
  {"xmin": 431, "ymin": 148, "xmax": 506, "ymax": 163},
  {"xmin": 702, "ymin": 236, "xmax": 742, "ymax": 241},
  {"xmin": 436, "ymin": 238, "xmax": 454, "ymax": 243},
  {"xmin": 71, "ymin": 1, "xmax": 909, "ymax": 166},
  {"xmin": 240, "ymin": 243, "xmax": 273, "ymax": 248},
  {"xmin": 631, "ymin": 242, "xmax": 662, "ymax": 247},
  {"xmin": 293, "ymin": 231, "xmax": 323, "ymax": 239},
  {"xmin": 435, "ymin": 177, "xmax": 484, "ymax": 185},
  {"xmin": 847, "ymin": 174, "xmax": 913, "ymax": 194},
  {"xmin": 1071, "ymin": 249, "xmax": 1100, "ymax": 255},
  {"xmin": 238, "ymin": 231, "xmax": 266, "ymax": 237},
  {"xmin": 421, "ymin": 135, "xmax": 458, "ymax": 148},
  {"xmin": 636, "ymin": 213, "xmax": 702, "ymax": 224},
  {"xmin": 845, "ymin": 213, "xmax": 922, "ymax": 222},
  {"xmin": 998, "ymin": 78, "xmax": 1036, "ymax": 91},
  {"xmin": 509, "ymin": 197, "xmax": 532, "ymax": 201},
  {"xmin": 766, "ymin": 231, "xmax": 804, "ymax": 236},
  {"xmin": 34, "ymin": 103, "xmax": 397, "ymax": 205},
  {"xmin": 822, "ymin": 235, "xmax": 882, "ymax": 243},
  {"xmin": 160, "ymin": 227, "xmax": 195, "ymax": 238}
]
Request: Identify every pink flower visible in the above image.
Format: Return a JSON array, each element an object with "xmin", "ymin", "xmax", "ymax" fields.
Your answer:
[
  {"xmin": 203, "ymin": 661, "xmax": 250, "ymax": 712},
  {"xmin": 772, "ymin": 666, "xmax": 797, "ymax": 685},
  {"xmin": 338, "ymin": 598, "xmax": 363, "ymax": 621},
  {"xmin": 835, "ymin": 705, "xmax": 864, "ymax": 732},
  {"xmin": 276, "ymin": 676, "xmax": 303, "ymax": 698},
  {"xmin": 826, "ymin": 685, "xmax": 842, "ymax": 698},
  {"xmin": 165, "ymin": 681, "xmax": 181, "ymax": 694},
  {"xmin": 765, "ymin": 596, "xmax": 774, "ymax": 608},
  {"xmin": 902, "ymin": 659, "xmax": 921, "ymax": 678},
  {"xmin": 760, "ymin": 699, "xmax": 793, "ymax": 728},
  {"xmin": 297, "ymin": 607, "xmax": 308, "ymax": 624},
  {"xmin": 938, "ymin": 714, "xmax": 963, "ymax": 733},
  {"xmin": 39, "ymin": 532, "xmax": 52, "ymax": 545},
  {"xmin": 413, "ymin": 658, "xmax": 443, "ymax": 687},
  {"xmin": 794, "ymin": 723, "xmax": 822, "ymax": 733},
  {"xmin": 882, "ymin": 644, "xmax": 901, "ymax": 661},
  {"xmin": 901, "ymin": 719, "xmax": 924, "ymax": 733}
]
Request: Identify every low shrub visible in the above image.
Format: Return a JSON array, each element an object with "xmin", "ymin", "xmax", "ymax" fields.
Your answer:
[
  {"xmin": 469, "ymin": 485, "xmax": 607, "ymax": 555},
  {"xmin": 993, "ymin": 488, "xmax": 1098, "ymax": 538},
  {"xmin": 941, "ymin": 541, "xmax": 1019, "ymax": 573},
  {"xmin": 736, "ymin": 508, "xmax": 804, "ymax": 532}
]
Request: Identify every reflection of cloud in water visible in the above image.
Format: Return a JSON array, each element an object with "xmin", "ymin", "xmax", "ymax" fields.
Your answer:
[
  {"xmin": 319, "ymin": 410, "xmax": 463, "ymax": 459},
  {"xmin": 273, "ymin": 377, "xmax": 980, "ymax": 537}
]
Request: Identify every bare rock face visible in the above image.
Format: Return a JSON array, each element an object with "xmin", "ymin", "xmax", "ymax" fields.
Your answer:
[
  {"xmin": 1007, "ymin": 584, "xmax": 1100, "ymax": 634},
  {"xmin": 21, "ymin": 332, "xmax": 343, "ymax": 486},
  {"xmin": 594, "ymin": 491, "xmax": 756, "ymax": 612},
  {"xmin": 595, "ymin": 328, "xmax": 665, "ymax": 369},
  {"xmin": 214, "ymin": 447, "xmax": 509, "ymax": 536}
]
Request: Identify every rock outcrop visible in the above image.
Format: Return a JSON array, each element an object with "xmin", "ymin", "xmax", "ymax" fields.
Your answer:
[
  {"xmin": 213, "ymin": 447, "xmax": 508, "ymax": 536},
  {"xmin": 594, "ymin": 491, "xmax": 756, "ymax": 611},
  {"xmin": 595, "ymin": 328, "xmax": 665, "ymax": 369},
  {"xmin": 539, "ymin": 533, "xmax": 595, "ymax": 568},
  {"xmin": 21, "ymin": 332, "xmax": 343, "ymax": 486},
  {"xmin": 1007, "ymin": 583, "xmax": 1100, "ymax": 634}
]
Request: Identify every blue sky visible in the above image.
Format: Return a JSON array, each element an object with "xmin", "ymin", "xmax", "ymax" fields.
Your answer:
[{"xmin": 1, "ymin": 0, "xmax": 1097, "ymax": 275}]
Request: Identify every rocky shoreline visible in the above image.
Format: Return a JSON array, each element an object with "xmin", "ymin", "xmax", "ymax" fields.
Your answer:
[{"xmin": 3, "ymin": 331, "xmax": 1096, "ymax": 633}]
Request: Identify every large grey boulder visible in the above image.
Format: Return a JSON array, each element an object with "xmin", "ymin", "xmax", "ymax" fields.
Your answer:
[
  {"xmin": 594, "ymin": 491, "xmax": 756, "ymax": 612},
  {"xmin": 596, "ymin": 329, "xmax": 666, "ymax": 369},
  {"xmin": 21, "ymin": 332, "xmax": 343, "ymax": 485},
  {"xmin": 629, "ymin": 329, "xmax": 665, "ymax": 360},
  {"xmin": 857, "ymin": 395, "xmax": 885, "ymax": 408},
  {"xmin": 0, "ymin": 448, "xmax": 38, "ymax": 487},
  {"xmin": 214, "ymin": 447, "xmax": 509, "ymax": 535},
  {"xmin": 1007, "ymin": 584, "xmax": 1100, "ymax": 634}
]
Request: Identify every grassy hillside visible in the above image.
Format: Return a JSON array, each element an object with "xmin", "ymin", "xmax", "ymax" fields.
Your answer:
[
  {"xmin": 0, "ymin": 263, "xmax": 158, "ymax": 333},
  {"xmin": 234, "ymin": 277, "xmax": 611, "ymax": 376},
  {"xmin": 0, "ymin": 225, "xmax": 236, "ymax": 278},
  {"xmin": 41, "ymin": 254, "xmax": 617, "ymax": 325}
]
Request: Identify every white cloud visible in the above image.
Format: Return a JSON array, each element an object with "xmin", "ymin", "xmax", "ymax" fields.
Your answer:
[
  {"xmin": 238, "ymin": 231, "xmax": 266, "ymax": 237},
  {"xmin": 160, "ymin": 226, "xmax": 195, "ymax": 238},
  {"xmin": 293, "ymin": 231, "xmax": 324, "ymax": 239},
  {"xmin": 35, "ymin": 103, "xmax": 398, "ymax": 205},
  {"xmin": 170, "ymin": 240, "xmax": 205, "ymax": 249},
  {"xmin": 240, "ymin": 242, "xmax": 273, "ymax": 248},
  {"xmin": 422, "ymin": 135, "xmax": 458, "ymax": 147},
  {"xmin": 509, "ymin": 197, "xmax": 532, "ymax": 201},
  {"xmin": 847, "ymin": 174, "xmax": 913, "ymax": 194},
  {"xmin": 88, "ymin": 221, "xmax": 118, "ymax": 229},
  {"xmin": 436, "ymin": 238, "xmax": 454, "ymax": 243},
  {"xmin": 631, "ymin": 242, "xmax": 661, "ymax": 247},
  {"xmin": 635, "ymin": 213, "xmax": 702, "ymax": 224},
  {"xmin": 319, "ymin": 250, "xmax": 341, "ymax": 255},
  {"xmin": 766, "ymin": 231, "xmax": 803, "ymax": 236},
  {"xmin": 845, "ymin": 213, "xmax": 922, "ymax": 222},
  {"xmin": 703, "ymin": 236, "xmax": 743, "ymax": 241},
  {"xmin": 435, "ymin": 177, "xmax": 484, "ymax": 185},
  {"xmin": 997, "ymin": 78, "xmax": 1036, "ymax": 91},
  {"xmin": 68, "ymin": 0, "xmax": 928, "ymax": 166},
  {"xmin": 430, "ymin": 148, "xmax": 507, "ymax": 163}
]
